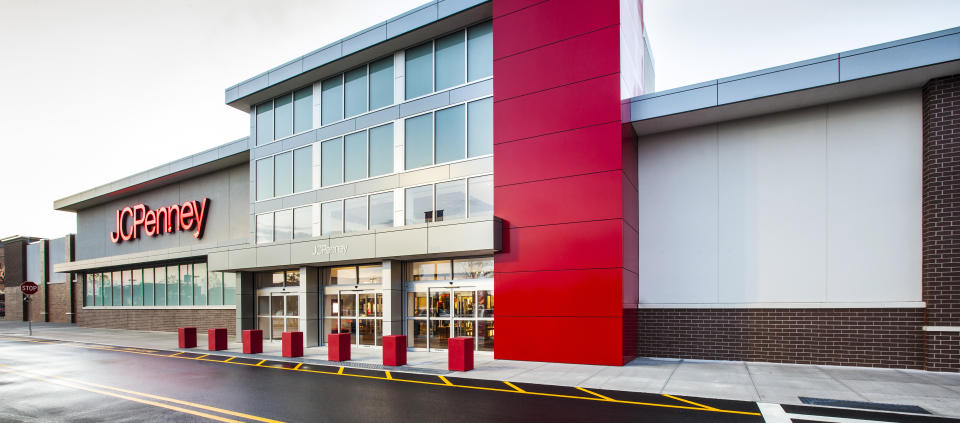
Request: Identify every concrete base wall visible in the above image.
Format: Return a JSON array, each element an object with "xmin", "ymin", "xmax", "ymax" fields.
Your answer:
[{"xmin": 77, "ymin": 308, "xmax": 237, "ymax": 337}]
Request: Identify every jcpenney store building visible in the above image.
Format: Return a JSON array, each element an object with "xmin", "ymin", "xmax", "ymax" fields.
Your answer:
[{"xmin": 51, "ymin": 0, "xmax": 960, "ymax": 371}]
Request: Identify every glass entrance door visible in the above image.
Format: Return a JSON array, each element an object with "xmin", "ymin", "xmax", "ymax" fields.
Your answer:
[
  {"xmin": 256, "ymin": 292, "xmax": 299, "ymax": 341},
  {"xmin": 324, "ymin": 290, "xmax": 382, "ymax": 347},
  {"xmin": 408, "ymin": 286, "xmax": 493, "ymax": 351}
]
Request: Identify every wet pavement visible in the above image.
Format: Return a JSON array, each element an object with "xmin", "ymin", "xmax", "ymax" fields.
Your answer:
[{"xmin": 0, "ymin": 336, "xmax": 772, "ymax": 422}]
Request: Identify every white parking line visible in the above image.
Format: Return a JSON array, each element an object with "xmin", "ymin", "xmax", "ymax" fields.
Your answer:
[{"xmin": 758, "ymin": 403, "xmax": 791, "ymax": 423}]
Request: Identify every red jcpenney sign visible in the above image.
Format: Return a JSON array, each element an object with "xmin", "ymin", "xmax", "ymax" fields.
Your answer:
[{"xmin": 110, "ymin": 198, "xmax": 210, "ymax": 243}]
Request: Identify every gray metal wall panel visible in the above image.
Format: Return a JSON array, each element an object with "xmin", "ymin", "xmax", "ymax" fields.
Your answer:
[
  {"xmin": 225, "ymin": 86, "xmax": 239, "ymax": 104},
  {"xmin": 840, "ymin": 33, "xmax": 960, "ymax": 81},
  {"xmin": 387, "ymin": 4, "xmax": 438, "ymax": 39},
  {"xmin": 281, "ymin": 191, "xmax": 317, "ymax": 209},
  {"xmin": 303, "ymin": 44, "xmax": 343, "ymax": 71},
  {"xmin": 631, "ymin": 84, "xmax": 718, "ymax": 120},
  {"xmin": 254, "ymin": 198, "xmax": 283, "ymax": 214},
  {"xmin": 438, "ymin": 0, "xmax": 486, "ymax": 18},
  {"xmin": 281, "ymin": 131, "xmax": 317, "ymax": 151},
  {"xmin": 269, "ymin": 60, "xmax": 304, "ymax": 85},
  {"xmin": 718, "ymin": 60, "xmax": 839, "ymax": 105},
  {"xmin": 399, "ymin": 92, "xmax": 451, "ymax": 117},
  {"xmin": 316, "ymin": 119, "xmax": 357, "ymax": 141},
  {"xmin": 238, "ymin": 74, "xmax": 270, "ymax": 98},
  {"xmin": 449, "ymin": 78, "xmax": 493, "ymax": 103},
  {"xmin": 26, "ymin": 242, "xmax": 42, "ymax": 283},
  {"xmin": 354, "ymin": 106, "xmax": 399, "ymax": 130},
  {"xmin": 343, "ymin": 25, "xmax": 387, "ymax": 56},
  {"xmin": 48, "ymin": 237, "xmax": 67, "ymax": 283},
  {"xmin": 252, "ymin": 140, "xmax": 284, "ymax": 159}
]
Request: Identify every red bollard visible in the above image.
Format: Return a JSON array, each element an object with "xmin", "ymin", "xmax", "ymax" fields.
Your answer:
[
  {"xmin": 282, "ymin": 332, "xmax": 304, "ymax": 358},
  {"xmin": 178, "ymin": 327, "xmax": 197, "ymax": 348},
  {"xmin": 448, "ymin": 337, "xmax": 474, "ymax": 371},
  {"xmin": 383, "ymin": 335, "xmax": 407, "ymax": 366},
  {"xmin": 242, "ymin": 329, "xmax": 263, "ymax": 354},
  {"xmin": 208, "ymin": 328, "xmax": 228, "ymax": 351},
  {"xmin": 328, "ymin": 332, "xmax": 351, "ymax": 361}
]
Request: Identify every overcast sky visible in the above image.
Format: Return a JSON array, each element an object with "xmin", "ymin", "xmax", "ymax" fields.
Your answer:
[{"xmin": 1, "ymin": 0, "xmax": 959, "ymax": 240}]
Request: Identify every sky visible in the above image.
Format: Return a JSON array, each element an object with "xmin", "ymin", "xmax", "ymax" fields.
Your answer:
[{"xmin": 1, "ymin": 0, "xmax": 959, "ymax": 240}]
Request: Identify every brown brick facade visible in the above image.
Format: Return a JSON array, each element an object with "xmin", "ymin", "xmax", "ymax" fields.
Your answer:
[
  {"xmin": 3, "ymin": 287, "xmax": 23, "ymax": 321},
  {"xmin": 637, "ymin": 308, "xmax": 926, "ymax": 369},
  {"xmin": 922, "ymin": 74, "xmax": 960, "ymax": 372},
  {"xmin": 46, "ymin": 283, "xmax": 71, "ymax": 323},
  {"xmin": 77, "ymin": 307, "xmax": 237, "ymax": 337}
]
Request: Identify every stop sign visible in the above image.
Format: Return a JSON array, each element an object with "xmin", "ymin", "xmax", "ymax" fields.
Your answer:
[{"xmin": 20, "ymin": 281, "xmax": 38, "ymax": 295}]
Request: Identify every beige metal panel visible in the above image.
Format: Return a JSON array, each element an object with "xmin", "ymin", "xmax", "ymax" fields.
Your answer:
[
  {"xmin": 291, "ymin": 239, "xmax": 328, "ymax": 264},
  {"xmin": 375, "ymin": 226, "xmax": 429, "ymax": 257},
  {"xmin": 208, "ymin": 251, "xmax": 229, "ymax": 272},
  {"xmin": 329, "ymin": 233, "xmax": 377, "ymax": 261},
  {"xmin": 256, "ymin": 244, "xmax": 292, "ymax": 267},
  {"xmin": 398, "ymin": 165, "xmax": 450, "ymax": 187},
  {"xmin": 228, "ymin": 247, "xmax": 257, "ymax": 269},
  {"xmin": 316, "ymin": 183, "xmax": 358, "ymax": 203},
  {"xmin": 354, "ymin": 174, "xmax": 399, "ymax": 196},
  {"xmin": 427, "ymin": 219, "xmax": 495, "ymax": 254},
  {"xmin": 449, "ymin": 156, "xmax": 493, "ymax": 179}
]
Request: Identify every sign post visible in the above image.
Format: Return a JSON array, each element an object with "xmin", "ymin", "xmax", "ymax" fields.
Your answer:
[{"xmin": 21, "ymin": 282, "xmax": 38, "ymax": 336}]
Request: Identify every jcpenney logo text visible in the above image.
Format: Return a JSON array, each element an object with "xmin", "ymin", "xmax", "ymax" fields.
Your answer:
[{"xmin": 110, "ymin": 198, "xmax": 210, "ymax": 243}]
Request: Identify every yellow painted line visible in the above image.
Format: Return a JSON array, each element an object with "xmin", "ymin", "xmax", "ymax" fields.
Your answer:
[
  {"xmin": 293, "ymin": 363, "xmax": 303, "ymax": 370},
  {"xmin": 577, "ymin": 387, "xmax": 613, "ymax": 401},
  {"xmin": 223, "ymin": 357, "xmax": 235, "ymax": 363},
  {"xmin": 255, "ymin": 360, "xmax": 266, "ymax": 366},
  {"xmin": 169, "ymin": 351, "xmax": 185, "ymax": 357},
  {"xmin": 385, "ymin": 371, "xmax": 392, "ymax": 380},
  {"xmin": 503, "ymin": 381, "xmax": 525, "ymax": 392},
  {"xmin": 663, "ymin": 394, "xmax": 718, "ymax": 410},
  {"xmin": 195, "ymin": 354, "xmax": 209, "ymax": 360},
  {"xmin": 438, "ymin": 375, "xmax": 453, "ymax": 386},
  {"xmin": 0, "ymin": 366, "xmax": 247, "ymax": 423},
  {"xmin": 337, "ymin": 367, "xmax": 345, "ymax": 375}
]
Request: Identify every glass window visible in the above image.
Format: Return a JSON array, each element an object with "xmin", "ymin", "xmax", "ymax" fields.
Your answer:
[
  {"xmin": 208, "ymin": 270, "xmax": 222, "ymax": 306},
  {"xmin": 344, "ymin": 66, "xmax": 367, "ymax": 118},
  {"xmin": 92, "ymin": 273, "xmax": 101, "ymax": 306},
  {"xmin": 132, "ymin": 268, "xmax": 142, "ymax": 306},
  {"xmin": 223, "ymin": 272, "xmax": 237, "ymax": 306},
  {"xmin": 321, "ymin": 137, "xmax": 343, "ymax": 187},
  {"xmin": 112, "ymin": 271, "xmax": 121, "ymax": 306},
  {"xmin": 256, "ymin": 101, "xmax": 274, "ymax": 145},
  {"xmin": 293, "ymin": 146, "xmax": 312, "ymax": 193},
  {"xmin": 454, "ymin": 257, "xmax": 493, "ymax": 279},
  {"xmin": 321, "ymin": 75, "xmax": 343, "ymax": 125},
  {"xmin": 85, "ymin": 274, "xmax": 94, "ymax": 306},
  {"xmin": 321, "ymin": 201, "xmax": 343, "ymax": 236},
  {"xmin": 468, "ymin": 175, "xmax": 493, "ymax": 218},
  {"xmin": 405, "ymin": 185, "xmax": 433, "ymax": 224},
  {"xmin": 180, "ymin": 264, "xmax": 192, "ymax": 305},
  {"xmin": 329, "ymin": 266, "xmax": 357, "ymax": 285},
  {"xmin": 467, "ymin": 98, "xmax": 492, "ymax": 157},
  {"xmin": 256, "ymin": 213, "xmax": 273, "ymax": 244},
  {"xmin": 293, "ymin": 87, "xmax": 313, "ymax": 134},
  {"xmin": 274, "ymin": 94, "xmax": 293, "ymax": 139},
  {"xmin": 467, "ymin": 21, "xmax": 493, "ymax": 81},
  {"xmin": 369, "ymin": 56, "xmax": 393, "ymax": 110},
  {"xmin": 369, "ymin": 192, "xmax": 393, "ymax": 229},
  {"xmin": 435, "ymin": 104, "xmax": 465, "ymax": 164},
  {"xmin": 286, "ymin": 270, "xmax": 300, "ymax": 286},
  {"xmin": 405, "ymin": 42, "xmax": 433, "ymax": 99},
  {"xmin": 344, "ymin": 197, "xmax": 368, "ymax": 233},
  {"xmin": 344, "ymin": 131, "xmax": 367, "ymax": 182},
  {"xmin": 275, "ymin": 151, "xmax": 293, "ymax": 197},
  {"xmin": 435, "ymin": 31, "xmax": 465, "ymax": 91},
  {"xmin": 256, "ymin": 158, "xmax": 274, "ymax": 201},
  {"xmin": 275, "ymin": 209, "xmax": 293, "ymax": 241},
  {"xmin": 293, "ymin": 206, "xmax": 312, "ymax": 239},
  {"xmin": 143, "ymin": 268, "xmax": 154, "ymax": 306},
  {"xmin": 405, "ymin": 113, "xmax": 432, "ymax": 170},
  {"xmin": 436, "ymin": 179, "xmax": 466, "ymax": 221},
  {"xmin": 358, "ymin": 265, "xmax": 382, "ymax": 284},
  {"xmin": 101, "ymin": 272, "xmax": 111, "ymax": 306},
  {"xmin": 166, "ymin": 266, "xmax": 179, "ymax": 306},
  {"xmin": 410, "ymin": 260, "xmax": 452, "ymax": 281},
  {"xmin": 154, "ymin": 267, "xmax": 166, "ymax": 306},
  {"xmin": 122, "ymin": 270, "xmax": 132, "ymax": 306},
  {"xmin": 369, "ymin": 123, "xmax": 393, "ymax": 177},
  {"xmin": 194, "ymin": 263, "xmax": 208, "ymax": 306}
]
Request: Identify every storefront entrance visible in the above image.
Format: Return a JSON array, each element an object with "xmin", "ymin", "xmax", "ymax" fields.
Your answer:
[
  {"xmin": 323, "ymin": 290, "xmax": 383, "ymax": 347},
  {"xmin": 256, "ymin": 291, "xmax": 299, "ymax": 341},
  {"xmin": 406, "ymin": 283, "xmax": 493, "ymax": 352}
]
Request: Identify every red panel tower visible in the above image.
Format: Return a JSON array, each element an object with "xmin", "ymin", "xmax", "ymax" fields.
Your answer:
[{"xmin": 493, "ymin": 0, "xmax": 641, "ymax": 365}]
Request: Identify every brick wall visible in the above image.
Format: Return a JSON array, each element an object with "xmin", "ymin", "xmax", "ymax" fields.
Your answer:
[
  {"xmin": 3, "ymin": 287, "xmax": 22, "ymax": 321},
  {"xmin": 77, "ymin": 308, "xmax": 237, "ymax": 336},
  {"xmin": 46, "ymin": 283, "xmax": 70, "ymax": 323},
  {"xmin": 922, "ymin": 74, "xmax": 960, "ymax": 372},
  {"xmin": 637, "ymin": 308, "xmax": 925, "ymax": 369},
  {"xmin": 28, "ymin": 282, "xmax": 45, "ymax": 322}
]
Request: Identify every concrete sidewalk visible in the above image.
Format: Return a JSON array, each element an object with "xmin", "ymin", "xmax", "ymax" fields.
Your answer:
[{"xmin": 3, "ymin": 321, "xmax": 960, "ymax": 417}]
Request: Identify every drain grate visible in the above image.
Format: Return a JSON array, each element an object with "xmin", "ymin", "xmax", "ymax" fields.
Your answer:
[{"xmin": 798, "ymin": 397, "xmax": 930, "ymax": 414}]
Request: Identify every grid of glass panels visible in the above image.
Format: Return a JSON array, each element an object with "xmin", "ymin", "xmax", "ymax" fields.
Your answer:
[
  {"xmin": 320, "ymin": 123, "xmax": 394, "ymax": 187},
  {"xmin": 322, "ymin": 56, "xmax": 394, "ymax": 125},
  {"xmin": 405, "ymin": 257, "xmax": 493, "ymax": 351},
  {"xmin": 320, "ymin": 191, "xmax": 394, "ymax": 236},
  {"xmin": 404, "ymin": 97, "xmax": 492, "ymax": 170},
  {"xmin": 256, "ymin": 145, "xmax": 313, "ymax": 201},
  {"xmin": 405, "ymin": 21, "xmax": 492, "ymax": 100},
  {"xmin": 84, "ymin": 264, "xmax": 237, "ymax": 307},
  {"xmin": 405, "ymin": 175, "xmax": 493, "ymax": 225},
  {"xmin": 256, "ymin": 205, "xmax": 313, "ymax": 244},
  {"xmin": 256, "ymin": 86, "xmax": 314, "ymax": 145}
]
